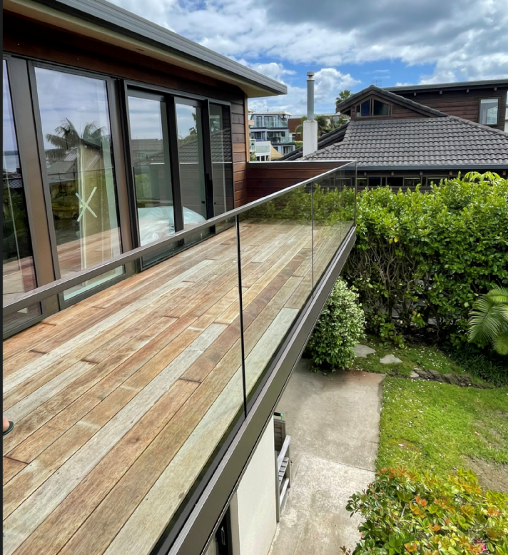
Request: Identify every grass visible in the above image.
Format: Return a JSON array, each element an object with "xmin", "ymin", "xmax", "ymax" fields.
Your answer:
[
  {"xmin": 351, "ymin": 334, "xmax": 472, "ymax": 379},
  {"xmin": 377, "ymin": 377, "xmax": 508, "ymax": 477}
]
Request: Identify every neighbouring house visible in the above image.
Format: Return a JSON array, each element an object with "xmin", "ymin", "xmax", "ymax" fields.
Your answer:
[
  {"xmin": 281, "ymin": 84, "xmax": 508, "ymax": 188},
  {"xmin": 289, "ymin": 113, "xmax": 344, "ymax": 141},
  {"xmin": 2, "ymin": 1, "xmax": 357, "ymax": 555},
  {"xmin": 384, "ymin": 79, "xmax": 508, "ymax": 132},
  {"xmin": 248, "ymin": 111, "xmax": 296, "ymax": 156}
]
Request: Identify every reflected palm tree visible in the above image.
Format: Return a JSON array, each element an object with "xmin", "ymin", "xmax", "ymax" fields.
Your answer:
[{"xmin": 45, "ymin": 118, "xmax": 106, "ymax": 162}]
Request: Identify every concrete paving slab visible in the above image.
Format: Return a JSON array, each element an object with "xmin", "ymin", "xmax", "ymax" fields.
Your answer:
[
  {"xmin": 269, "ymin": 454, "xmax": 373, "ymax": 555},
  {"xmin": 354, "ymin": 344, "xmax": 376, "ymax": 358},
  {"xmin": 380, "ymin": 354, "xmax": 402, "ymax": 364},
  {"xmin": 270, "ymin": 360, "xmax": 384, "ymax": 555}
]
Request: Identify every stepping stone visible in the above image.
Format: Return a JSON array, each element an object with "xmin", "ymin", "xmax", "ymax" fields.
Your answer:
[
  {"xmin": 380, "ymin": 354, "xmax": 402, "ymax": 364},
  {"xmin": 410, "ymin": 371, "xmax": 419, "ymax": 379},
  {"xmin": 354, "ymin": 344, "xmax": 376, "ymax": 358}
]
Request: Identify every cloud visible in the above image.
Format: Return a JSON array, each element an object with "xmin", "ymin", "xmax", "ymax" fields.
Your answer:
[
  {"xmin": 248, "ymin": 67, "xmax": 359, "ymax": 115},
  {"xmin": 109, "ymin": 0, "xmax": 508, "ymax": 99}
]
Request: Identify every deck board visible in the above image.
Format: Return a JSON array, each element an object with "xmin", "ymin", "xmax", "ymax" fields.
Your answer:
[{"xmin": 3, "ymin": 220, "xmax": 344, "ymax": 555}]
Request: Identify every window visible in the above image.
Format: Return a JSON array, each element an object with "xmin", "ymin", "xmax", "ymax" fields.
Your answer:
[
  {"xmin": 127, "ymin": 94, "xmax": 175, "ymax": 247},
  {"xmin": 356, "ymin": 99, "xmax": 392, "ymax": 117},
  {"xmin": 253, "ymin": 115, "xmax": 263, "ymax": 127},
  {"xmin": 34, "ymin": 67, "xmax": 123, "ymax": 300},
  {"xmin": 209, "ymin": 103, "xmax": 234, "ymax": 215},
  {"xmin": 479, "ymin": 98, "xmax": 498, "ymax": 125},
  {"xmin": 3, "ymin": 60, "xmax": 41, "ymax": 330},
  {"xmin": 386, "ymin": 176, "xmax": 403, "ymax": 188},
  {"xmin": 356, "ymin": 178, "xmax": 367, "ymax": 188},
  {"xmin": 264, "ymin": 115, "xmax": 276, "ymax": 128},
  {"xmin": 404, "ymin": 178, "xmax": 421, "ymax": 187}
]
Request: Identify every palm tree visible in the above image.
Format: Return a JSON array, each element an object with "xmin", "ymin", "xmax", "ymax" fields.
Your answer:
[
  {"xmin": 468, "ymin": 286, "xmax": 508, "ymax": 355},
  {"xmin": 335, "ymin": 89, "xmax": 352, "ymax": 113},
  {"xmin": 45, "ymin": 119, "xmax": 106, "ymax": 162}
]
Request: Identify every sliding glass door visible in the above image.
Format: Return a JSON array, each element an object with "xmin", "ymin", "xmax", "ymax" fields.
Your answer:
[
  {"xmin": 175, "ymin": 100, "xmax": 208, "ymax": 229},
  {"xmin": 127, "ymin": 93, "xmax": 176, "ymax": 246},
  {"xmin": 2, "ymin": 60, "xmax": 41, "ymax": 329},
  {"xmin": 33, "ymin": 66, "xmax": 123, "ymax": 300}
]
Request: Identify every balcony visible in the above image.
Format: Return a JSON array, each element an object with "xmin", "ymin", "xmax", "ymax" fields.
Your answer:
[{"xmin": 3, "ymin": 162, "xmax": 357, "ymax": 555}]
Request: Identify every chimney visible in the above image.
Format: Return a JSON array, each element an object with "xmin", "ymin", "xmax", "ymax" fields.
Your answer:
[{"xmin": 303, "ymin": 72, "xmax": 318, "ymax": 156}]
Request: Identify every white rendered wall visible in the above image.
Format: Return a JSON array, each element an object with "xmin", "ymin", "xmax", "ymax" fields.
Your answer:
[
  {"xmin": 233, "ymin": 418, "xmax": 277, "ymax": 555},
  {"xmin": 302, "ymin": 119, "xmax": 318, "ymax": 156}
]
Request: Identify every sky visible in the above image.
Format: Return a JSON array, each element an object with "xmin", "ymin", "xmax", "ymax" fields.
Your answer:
[{"xmin": 111, "ymin": 0, "xmax": 508, "ymax": 116}]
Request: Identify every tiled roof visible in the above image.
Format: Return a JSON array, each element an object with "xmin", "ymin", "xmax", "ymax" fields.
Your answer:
[{"xmin": 303, "ymin": 117, "xmax": 508, "ymax": 168}]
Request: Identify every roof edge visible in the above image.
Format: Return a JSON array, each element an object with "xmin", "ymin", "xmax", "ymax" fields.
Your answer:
[
  {"xmin": 6, "ymin": 0, "xmax": 287, "ymax": 97},
  {"xmin": 335, "ymin": 85, "xmax": 449, "ymax": 118},
  {"xmin": 385, "ymin": 79, "xmax": 508, "ymax": 93}
]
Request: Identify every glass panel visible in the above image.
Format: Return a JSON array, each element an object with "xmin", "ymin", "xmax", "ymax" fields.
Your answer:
[
  {"xmin": 373, "ymin": 99, "xmax": 390, "ymax": 116},
  {"xmin": 404, "ymin": 178, "xmax": 421, "ymax": 187},
  {"xmin": 3, "ymin": 60, "xmax": 41, "ymax": 330},
  {"xmin": 239, "ymin": 183, "xmax": 313, "ymax": 403},
  {"xmin": 34, "ymin": 67, "xmax": 122, "ymax": 300},
  {"xmin": 479, "ymin": 98, "xmax": 498, "ymax": 125},
  {"xmin": 129, "ymin": 213, "xmax": 243, "ymax": 543},
  {"xmin": 360, "ymin": 100, "xmax": 370, "ymax": 117},
  {"xmin": 209, "ymin": 104, "xmax": 234, "ymax": 215},
  {"xmin": 175, "ymin": 103, "xmax": 208, "ymax": 229},
  {"xmin": 127, "ymin": 96, "xmax": 176, "ymax": 246},
  {"xmin": 313, "ymin": 163, "xmax": 356, "ymax": 287}
]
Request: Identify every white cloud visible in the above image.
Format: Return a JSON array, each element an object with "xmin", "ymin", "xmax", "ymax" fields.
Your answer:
[
  {"xmin": 109, "ymin": 0, "xmax": 508, "ymax": 96},
  {"xmin": 247, "ymin": 67, "xmax": 359, "ymax": 115}
]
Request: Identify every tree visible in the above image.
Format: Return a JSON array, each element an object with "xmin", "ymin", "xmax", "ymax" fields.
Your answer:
[
  {"xmin": 295, "ymin": 114, "xmax": 341, "ymax": 138},
  {"xmin": 468, "ymin": 286, "xmax": 508, "ymax": 355},
  {"xmin": 335, "ymin": 89, "xmax": 352, "ymax": 113},
  {"xmin": 45, "ymin": 118, "xmax": 106, "ymax": 162}
]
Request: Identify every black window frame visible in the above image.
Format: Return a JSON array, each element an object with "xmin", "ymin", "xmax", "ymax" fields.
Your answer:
[
  {"xmin": 478, "ymin": 97, "xmax": 499, "ymax": 126},
  {"xmin": 355, "ymin": 98, "xmax": 392, "ymax": 118},
  {"xmin": 2, "ymin": 52, "xmax": 235, "ymax": 332}
]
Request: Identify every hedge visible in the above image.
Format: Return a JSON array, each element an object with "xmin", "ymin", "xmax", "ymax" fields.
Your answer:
[{"xmin": 343, "ymin": 173, "xmax": 508, "ymax": 347}]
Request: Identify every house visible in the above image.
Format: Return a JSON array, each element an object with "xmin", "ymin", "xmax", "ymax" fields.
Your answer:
[
  {"xmin": 248, "ymin": 111, "xmax": 296, "ymax": 155},
  {"xmin": 384, "ymin": 79, "xmax": 508, "ymax": 132},
  {"xmin": 289, "ymin": 113, "xmax": 344, "ymax": 141},
  {"xmin": 2, "ymin": 1, "xmax": 357, "ymax": 555},
  {"xmin": 281, "ymin": 85, "xmax": 508, "ymax": 188}
]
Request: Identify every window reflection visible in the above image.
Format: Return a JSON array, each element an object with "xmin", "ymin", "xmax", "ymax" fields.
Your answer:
[
  {"xmin": 34, "ymin": 67, "xmax": 122, "ymax": 299},
  {"xmin": 127, "ymin": 95, "xmax": 175, "ymax": 246},
  {"xmin": 480, "ymin": 98, "xmax": 498, "ymax": 125},
  {"xmin": 175, "ymin": 103, "xmax": 207, "ymax": 229},
  {"xmin": 209, "ymin": 104, "xmax": 233, "ymax": 215},
  {"xmin": 2, "ymin": 60, "xmax": 41, "ymax": 330}
]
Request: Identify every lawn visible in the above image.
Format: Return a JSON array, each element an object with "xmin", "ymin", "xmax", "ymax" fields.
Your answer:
[
  {"xmin": 351, "ymin": 335, "xmax": 472, "ymax": 379},
  {"xmin": 377, "ymin": 377, "xmax": 508, "ymax": 482}
]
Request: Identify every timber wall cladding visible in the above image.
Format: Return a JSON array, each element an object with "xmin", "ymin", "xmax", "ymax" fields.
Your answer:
[
  {"xmin": 244, "ymin": 161, "xmax": 348, "ymax": 204},
  {"xmin": 4, "ymin": 11, "xmax": 249, "ymax": 209},
  {"xmin": 395, "ymin": 89, "xmax": 508, "ymax": 130}
]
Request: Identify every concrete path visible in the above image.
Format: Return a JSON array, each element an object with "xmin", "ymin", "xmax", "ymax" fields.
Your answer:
[{"xmin": 269, "ymin": 359, "xmax": 384, "ymax": 555}]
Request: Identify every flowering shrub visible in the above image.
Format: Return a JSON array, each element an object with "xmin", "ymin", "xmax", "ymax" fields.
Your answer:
[
  {"xmin": 306, "ymin": 278, "xmax": 365, "ymax": 370},
  {"xmin": 343, "ymin": 468, "xmax": 508, "ymax": 555}
]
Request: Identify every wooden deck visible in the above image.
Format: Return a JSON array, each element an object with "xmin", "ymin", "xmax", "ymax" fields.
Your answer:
[{"xmin": 2, "ymin": 218, "xmax": 348, "ymax": 555}]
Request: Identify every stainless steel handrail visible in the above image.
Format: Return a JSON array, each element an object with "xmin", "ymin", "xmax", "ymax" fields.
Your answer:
[{"xmin": 3, "ymin": 161, "xmax": 355, "ymax": 316}]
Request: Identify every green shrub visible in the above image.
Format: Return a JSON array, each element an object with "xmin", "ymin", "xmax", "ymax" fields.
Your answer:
[
  {"xmin": 306, "ymin": 278, "xmax": 365, "ymax": 370},
  {"xmin": 343, "ymin": 173, "xmax": 508, "ymax": 348},
  {"xmin": 445, "ymin": 343, "xmax": 508, "ymax": 386},
  {"xmin": 343, "ymin": 467, "xmax": 508, "ymax": 555},
  {"xmin": 468, "ymin": 286, "xmax": 508, "ymax": 356}
]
